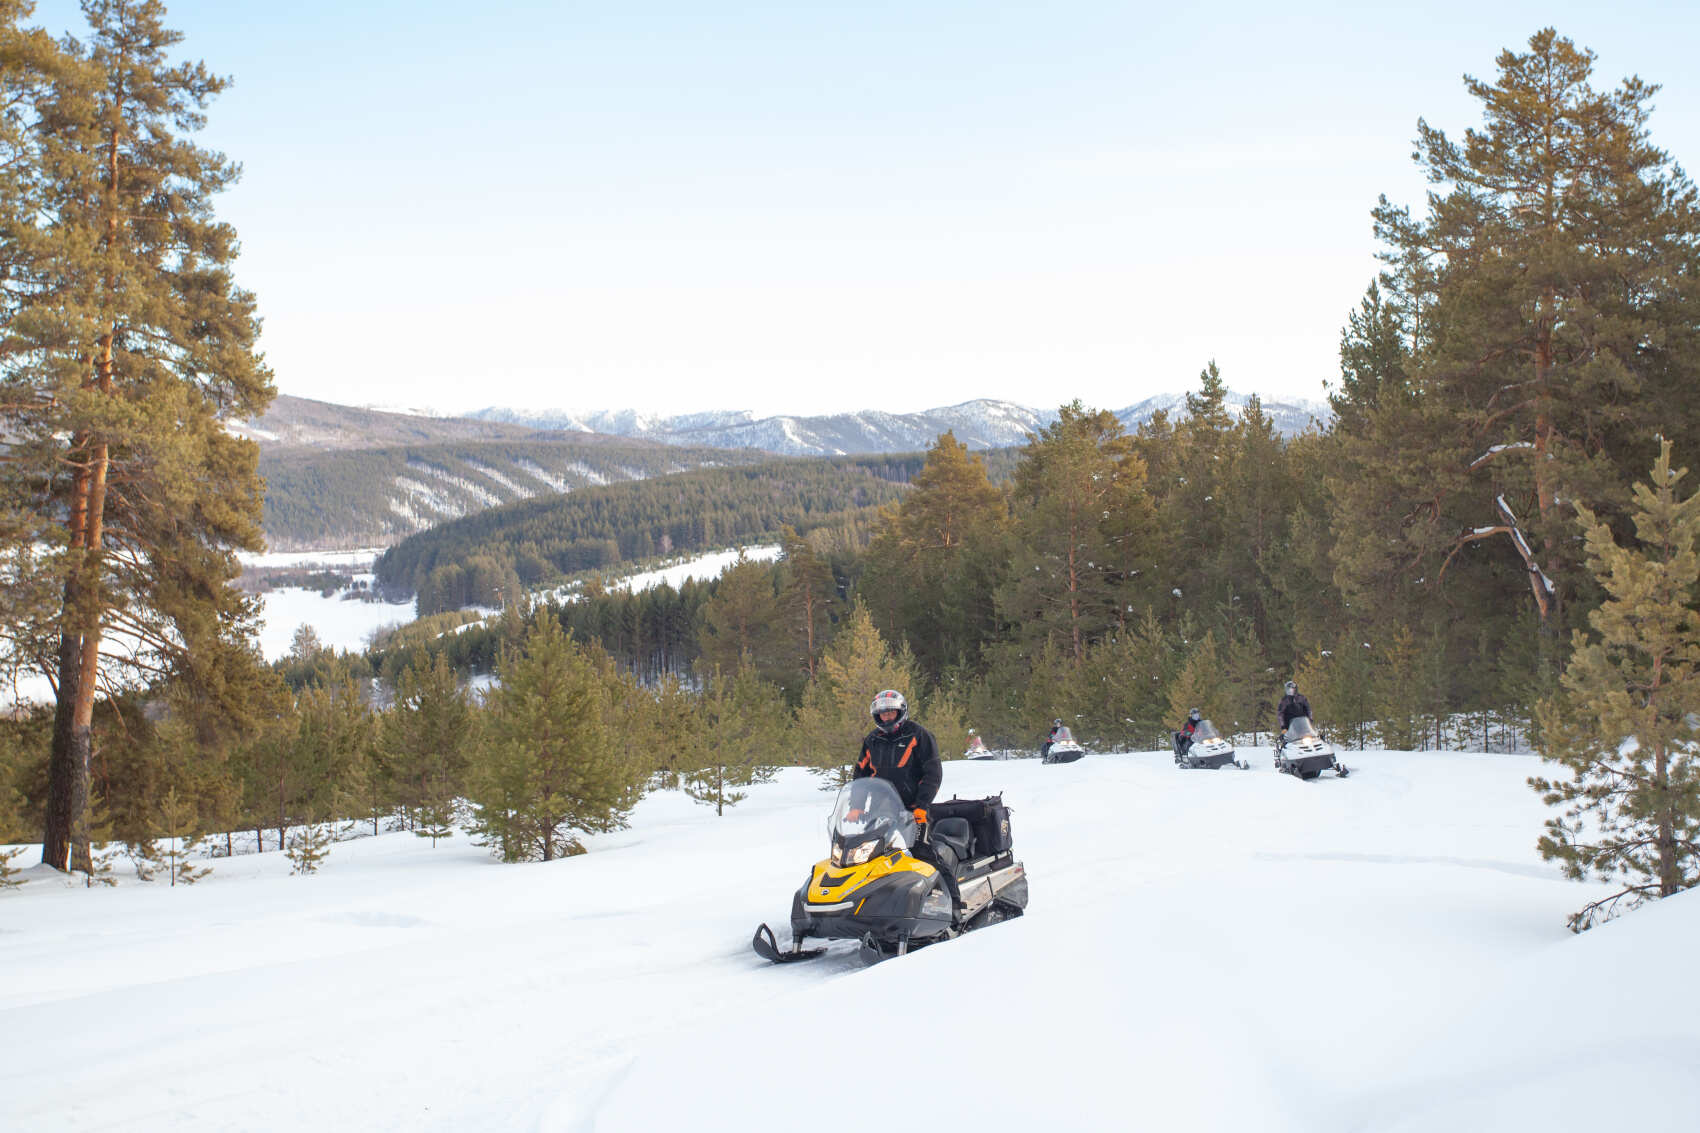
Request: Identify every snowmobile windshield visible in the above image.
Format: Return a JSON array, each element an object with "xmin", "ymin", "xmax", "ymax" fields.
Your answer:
[
  {"xmin": 1194, "ymin": 720, "xmax": 1222, "ymax": 742},
  {"xmin": 1285, "ymin": 716, "xmax": 1319, "ymax": 740},
  {"xmin": 828, "ymin": 778, "xmax": 914, "ymax": 867},
  {"xmin": 1050, "ymin": 726, "xmax": 1076, "ymax": 744}
]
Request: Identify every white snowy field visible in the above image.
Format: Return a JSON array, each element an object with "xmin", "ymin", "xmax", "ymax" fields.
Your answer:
[
  {"xmin": 255, "ymin": 578, "xmax": 415, "ymax": 661},
  {"xmin": 4, "ymin": 749, "xmax": 1696, "ymax": 1132},
  {"xmin": 238, "ymin": 548, "xmax": 385, "ymax": 570},
  {"xmin": 607, "ymin": 543, "xmax": 780, "ymax": 594}
]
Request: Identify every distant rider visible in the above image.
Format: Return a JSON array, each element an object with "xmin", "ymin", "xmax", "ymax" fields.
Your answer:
[
  {"xmin": 855, "ymin": 689, "xmax": 942, "ymax": 827},
  {"xmin": 1042, "ymin": 718, "xmax": 1063, "ymax": 759},
  {"xmin": 1174, "ymin": 707, "xmax": 1203, "ymax": 756},
  {"xmin": 1276, "ymin": 681, "xmax": 1311, "ymax": 750}
]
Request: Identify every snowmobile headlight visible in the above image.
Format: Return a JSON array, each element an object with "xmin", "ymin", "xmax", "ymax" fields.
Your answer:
[
  {"xmin": 846, "ymin": 841, "xmax": 880, "ymax": 866},
  {"xmin": 831, "ymin": 844, "xmax": 843, "ymax": 867}
]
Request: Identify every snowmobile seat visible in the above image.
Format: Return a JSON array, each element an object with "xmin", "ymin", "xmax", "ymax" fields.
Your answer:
[{"xmin": 931, "ymin": 817, "xmax": 973, "ymax": 867}]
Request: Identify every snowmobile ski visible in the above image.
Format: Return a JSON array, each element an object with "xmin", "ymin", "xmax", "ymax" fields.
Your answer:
[{"xmin": 752, "ymin": 923, "xmax": 825, "ymax": 964}]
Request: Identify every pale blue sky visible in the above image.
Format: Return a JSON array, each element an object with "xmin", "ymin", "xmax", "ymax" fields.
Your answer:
[{"xmin": 28, "ymin": 1, "xmax": 1700, "ymax": 416}]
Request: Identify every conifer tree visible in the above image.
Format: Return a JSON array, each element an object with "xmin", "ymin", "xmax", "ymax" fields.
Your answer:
[
  {"xmin": 3, "ymin": 0, "xmax": 274, "ymax": 872},
  {"xmin": 861, "ymin": 431, "xmax": 1010, "ymax": 679},
  {"xmin": 1166, "ymin": 631, "xmax": 1228, "ymax": 736},
  {"xmin": 1374, "ymin": 625, "xmax": 1427, "ymax": 750},
  {"xmin": 697, "ymin": 552, "xmax": 778, "ymax": 680},
  {"xmin": 157, "ymin": 785, "xmax": 208, "ymax": 886},
  {"xmin": 776, "ymin": 526, "xmax": 836, "ymax": 683},
  {"xmin": 635, "ymin": 670, "xmax": 699, "ymax": 790},
  {"xmin": 1532, "ymin": 442, "xmax": 1700, "ymax": 931},
  {"xmin": 1343, "ymin": 28, "xmax": 1700, "ymax": 638},
  {"xmin": 0, "ymin": 750, "xmax": 26, "ymax": 887},
  {"xmin": 384, "ymin": 653, "xmax": 471, "ymax": 845},
  {"xmin": 469, "ymin": 617, "xmax": 642, "ymax": 862},
  {"xmin": 685, "ymin": 662, "xmax": 783, "ymax": 815},
  {"xmin": 793, "ymin": 602, "xmax": 922, "ymax": 787},
  {"xmin": 286, "ymin": 811, "xmax": 332, "ymax": 875},
  {"xmin": 997, "ymin": 403, "xmax": 1157, "ymax": 665}
]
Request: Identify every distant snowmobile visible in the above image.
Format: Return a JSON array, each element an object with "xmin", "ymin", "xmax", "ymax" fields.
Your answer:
[
  {"xmin": 1040, "ymin": 725, "xmax": 1085, "ymax": 764},
  {"xmin": 752, "ymin": 778, "xmax": 1028, "ymax": 964},
  {"xmin": 1272, "ymin": 716, "xmax": 1349, "ymax": 779},
  {"xmin": 1173, "ymin": 719, "xmax": 1249, "ymax": 770},
  {"xmin": 965, "ymin": 734, "xmax": 996, "ymax": 760}
]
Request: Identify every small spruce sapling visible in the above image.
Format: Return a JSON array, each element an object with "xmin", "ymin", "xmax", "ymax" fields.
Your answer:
[
  {"xmin": 287, "ymin": 812, "xmax": 334, "ymax": 875},
  {"xmin": 159, "ymin": 788, "xmax": 211, "ymax": 886}
]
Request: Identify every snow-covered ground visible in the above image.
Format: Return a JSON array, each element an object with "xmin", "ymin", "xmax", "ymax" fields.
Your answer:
[
  {"xmin": 256, "ymin": 580, "xmax": 415, "ymax": 661},
  {"xmin": 238, "ymin": 547, "xmax": 385, "ymax": 570},
  {"xmin": 608, "ymin": 544, "xmax": 780, "ymax": 593},
  {"xmin": 5, "ymin": 748, "xmax": 1692, "ymax": 1132}
]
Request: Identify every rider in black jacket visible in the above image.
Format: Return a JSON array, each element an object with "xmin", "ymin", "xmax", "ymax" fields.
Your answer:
[
  {"xmin": 1276, "ymin": 681, "xmax": 1311, "ymax": 749},
  {"xmin": 855, "ymin": 689, "xmax": 942, "ymax": 822}
]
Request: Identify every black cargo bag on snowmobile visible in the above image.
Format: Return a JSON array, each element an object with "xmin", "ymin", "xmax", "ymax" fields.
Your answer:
[{"xmin": 928, "ymin": 794, "xmax": 1013, "ymax": 857}]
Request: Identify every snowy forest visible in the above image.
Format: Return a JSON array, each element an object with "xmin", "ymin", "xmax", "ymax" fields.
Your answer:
[{"xmin": 3, "ymin": 5, "xmax": 1699, "ymax": 946}]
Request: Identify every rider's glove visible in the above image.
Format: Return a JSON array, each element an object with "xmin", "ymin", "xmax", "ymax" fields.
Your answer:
[{"xmin": 912, "ymin": 807, "xmax": 928, "ymax": 824}]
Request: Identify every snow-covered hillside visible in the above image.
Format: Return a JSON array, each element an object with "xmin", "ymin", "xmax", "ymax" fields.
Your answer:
[{"xmin": 4, "ymin": 749, "xmax": 1691, "ymax": 1132}]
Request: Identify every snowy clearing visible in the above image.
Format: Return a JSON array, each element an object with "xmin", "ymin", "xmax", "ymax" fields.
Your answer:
[
  {"xmin": 607, "ymin": 544, "xmax": 781, "ymax": 593},
  {"xmin": 237, "ymin": 547, "xmax": 384, "ymax": 570},
  {"xmin": 255, "ymin": 577, "xmax": 415, "ymax": 661},
  {"xmin": 4, "ymin": 748, "xmax": 1692, "ymax": 1132}
]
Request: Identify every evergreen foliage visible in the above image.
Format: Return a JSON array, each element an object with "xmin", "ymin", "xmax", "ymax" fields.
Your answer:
[
  {"xmin": 697, "ymin": 552, "xmax": 779, "ymax": 685},
  {"xmin": 776, "ymin": 526, "xmax": 837, "ymax": 684},
  {"xmin": 376, "ymin": 456, "xmax": 917, "ymax": 614},
  {"xmin": 792, "ymin": 603, "xmax": 922, "ymax": 788},
  {"xmin": 157, "ymin": 786, "xmax": 209, "ymax": 886},
  {"xmin": 996, "ymin": 403, "xmax": 1158, "ymax": 665},
  {"xmin": 1338, "ymin": 28, "xmax": 1700, "ymax": 640},
  {"xmin": 258, "ymin": 438, "xmax": 769, "ymax": 549},
  {"xmin": 286, "ymin": 814, "xmax": 332, "ymax": 875},
  {"xmin": 384, "ymin": 653, "xmax": 471, "ymax": 846},
  {"xmin": 685, "ymin": 663, "xmax": 784, "ymax": 815},
  {"xmin": 1166, "ymin": 630, "xmax": 1229, "ymax": 736},
  {"xmin": 468, "ymin": 617, "xmax": 644, "ymax": 862},
  {"xmin": 2, "ymin": 0, "xmax": 274, "ymax": 873},
  {"xmin": 1533, "ymin": 442, "xmax": 1700, "ymax": 931},
  {"xmin": 860, "ymin": 431, "xmax": 1010, "ymax": 680}
]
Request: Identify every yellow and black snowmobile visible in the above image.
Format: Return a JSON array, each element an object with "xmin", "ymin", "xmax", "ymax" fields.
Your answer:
[{"xmin": 752, "ymin": 777, "xmax": 1029, "ymax": 964}]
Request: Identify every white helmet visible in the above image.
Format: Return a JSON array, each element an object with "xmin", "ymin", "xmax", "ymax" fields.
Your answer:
[
  {"xmin": 1285, "ymin": 681, "xmax": 1297, "ymax": 695},
  {"xmin": 870, "ymin": 689, "xmax": 908, "ymax": 734}
]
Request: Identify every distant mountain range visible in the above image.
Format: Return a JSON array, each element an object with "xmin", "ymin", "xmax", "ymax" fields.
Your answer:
[
  {"xmin": 240, "ymin": 391, "xmax": 1330, "ymax": 548},
  {"xmin": 466, "ymin": 393, "xmax": 1329, "ymax": 456}
]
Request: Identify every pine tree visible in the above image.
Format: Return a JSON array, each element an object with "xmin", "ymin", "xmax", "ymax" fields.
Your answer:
[
  {"xmin": 685, "ymin": 663, "xmax": 783, "ymax": 815},
  {"xmin": 157, "ymin": 786, "xmax": 209, "ymax": 886},
  {"xmin": 0, "ymin": 748, "xmax": 26, "ymax": 888},
  {"xmin": 776, "ymin": 526, "xmax": 836, "ymax": 684},
  {"xmin": 792, "ymin": 602, "xmax": 922, "ymax": 788},
  {"xmin": 1532, "ymin": 442, "xmax": 1700, "ymax": 931},
  {"xmin": 0, "ymin": 4, "xmax": 81, "ymax": 706},
  {"xmin": 286, "ymin": 811, "xmax": 332, "ymax": 875},
  {"xmin": 1374, "ymin": 625, "xmax": 1427, "ymax": 750},
  {"xmin": 860, "ymin": 431, "xmax": 1010, "ymax": 679},
  {"xmin": 1351, "ymin": 28, "xmax": 1700, "ymax": 636},
  {"xmin": 997, "ymin": 403, "xmax": 1158, "ymax": 665},
  {"xmin": 1166, "ymin": 630, "xmax": 1228, "ymax": 736},
  {"xmin": 469, "ymin": 617, "xmax": 643, "ymax": 862},
  {"xmin": 384, "ymin": 653, "xmax": 472, "ymax": 845},
  {"xmin": 4, "ymin": 1, "xmax": 274, "ymax": 872},
  {"xmin": 697, "ymin": 552, "xmax": 778, "ymax": 680}
]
